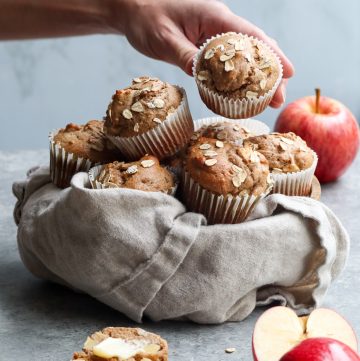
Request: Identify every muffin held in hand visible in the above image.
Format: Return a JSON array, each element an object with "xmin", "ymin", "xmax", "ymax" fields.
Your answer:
[
  {"xmin": 72, "ymin": 327, "xmax": 168, "ymax": 361},
  {"xmin": 244, "ymin": 132, "xmax": 318, "ymax": 196},
  {"xmin": 50, "ymin": 120, "xmax": 120, "ymax": 188},
  {"xmin": 89, "ymin": 155, "xmax": 175, "ymax": 194},
  {"xmin": 194, "ymin": 32, "xmax": 282, "ymax": 119},
  {"xmin": 182, "ymin": 137, "xmax": 272, "ymax": 224},
  {"xmin": 104, "ymin": 76, "xmax": 194, "ymax": 160}
]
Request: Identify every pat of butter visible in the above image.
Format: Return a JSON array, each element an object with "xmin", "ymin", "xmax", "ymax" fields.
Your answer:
[{"xmin": 93, "ymin": 337, "xmax": 148, "ymax": 359}]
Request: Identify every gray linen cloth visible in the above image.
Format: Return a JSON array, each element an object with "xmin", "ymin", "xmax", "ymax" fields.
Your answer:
[{"xmin": 12, "ymin": 166, "xmax": 349, "ymax": 324}]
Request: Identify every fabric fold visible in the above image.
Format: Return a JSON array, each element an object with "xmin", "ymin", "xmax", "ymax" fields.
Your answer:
[{"xmin": 13, "ymin": 166, "xmax": 349, "ymax": 324}]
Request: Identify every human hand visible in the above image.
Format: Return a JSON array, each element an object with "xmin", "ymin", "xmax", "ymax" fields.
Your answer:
[{"xmin": 115, "ymin": 0, "xmax": 294, "ymax": 108}]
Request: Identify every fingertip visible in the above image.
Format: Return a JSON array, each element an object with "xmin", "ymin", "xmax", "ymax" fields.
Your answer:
[
  {"xmin": 184, "ymin": 52, "xmax": 197, "ymax": 76},
  {"xmin": 282, "ymin": 60, "xmax": 295, "ymax": 78},
  {"xmin": 164, "ymin": 30, "xmax": 198, "ymax": 76},
  {"xmin": 271, "ymin": 81, "xmax": 286, "ymax": 108},
  {"xmin": 270, "ymin": 100, "xmax": 283, "ymax": 109}
]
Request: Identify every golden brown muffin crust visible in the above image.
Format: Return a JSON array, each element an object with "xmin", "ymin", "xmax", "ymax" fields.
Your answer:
[
  {"xmin": 244, "ymin": 132, "xmax": 314, "ymax": 173},
  {"xmin": 72, "ymin": 327, "xmax": 168, "ymax": 361},
  {"xmin": 196, "ymin": 33, "xmax": 280, "ymax": 99},
  {"xmin": 190, "ymin": 121, "xmax": 253, "ymax": 145},
  {"xmin": 53, "ymin": 120, "xmax": 120, "ymax": 163},
  {"xmin": 185, "ymin": 137, "xmax": 270, "ymax": 196},
  {"xmin": 104, "ymin": 77, "xmax": 182, "ymax": 137},
  {"xmin": 96, "ymin": 155, "xmax": 174, "ymax": 193}
]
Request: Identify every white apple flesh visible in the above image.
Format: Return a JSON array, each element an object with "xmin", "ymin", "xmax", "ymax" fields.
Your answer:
[{"xmin": 252, "ymin": 307, "xmax": 358, "ymax": 361}]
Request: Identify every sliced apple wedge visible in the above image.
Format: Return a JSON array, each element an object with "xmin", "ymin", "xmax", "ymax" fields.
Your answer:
[{"xmin": 252, "ymin": 306, "xmax": 358, "ymax": 361}]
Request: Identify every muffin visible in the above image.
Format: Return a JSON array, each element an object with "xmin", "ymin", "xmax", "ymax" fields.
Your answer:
[
  {"xmin": 89, "ymin": 155, "xmax": 176, "ymax": 195},
  {"xmin": 50, "ymin": 120, "xmax": 120, "ymax": 188},
  {"xmin": 190, "ymin": 120, "xmax": 252, "ymax": 145},
  {"xmin": 244, "ymin": 132, "xmax": 318, "ymax": 196},
  {"xmin": 182, "ymin": 137, "xmax": 272, "ymax": 224},
  {"xmin": 104, "ymin": 76, "xmax": 194, "ymax": 160},
  {"xmin": 72, "ymin": 327, "xmax": 168, "ymax": 361},
  {"xmin": 161, "ymin": 147, "xmax": 187, "ymax": 178},
  {"xmin": 193, "ymin": 32, "xmax": 283, "ymax": 119}
]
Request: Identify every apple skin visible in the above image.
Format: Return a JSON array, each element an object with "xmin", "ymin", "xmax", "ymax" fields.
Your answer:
[
  {"xmin": 275, "ymin": 95, "xmax": 359, "ymax": 183},
  {"xmin": 279, "ymin": 338, "xmax": 360, "ymax": 361}
]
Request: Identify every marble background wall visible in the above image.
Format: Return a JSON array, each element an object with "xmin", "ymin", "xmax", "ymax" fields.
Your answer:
[{"xmin": 0, "ymin": 0, "xmax": 359, "ymax": 150}]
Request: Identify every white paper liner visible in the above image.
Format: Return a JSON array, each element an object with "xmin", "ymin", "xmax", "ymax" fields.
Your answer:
[
  {"xmin": 271, "ymin": 151, "xmax": 318, "ymax": 196},
  {"xmin": 106, "ymin": 87, "xmax": 194, "ymax": 161},
  {"xmin": 88, "ymin": 164, "xmax": 178, "ymax": 196},
  {"xmin": 193, "ymin": 33, "xmax": 283, "ymax": 119},
  {"xmin": 194, "ymin": 116, "xmax": 270, "ymax": 136},
  {"xmin": 182, "ymin": 170, "xmax": 272, "ymax": 224},
  {"xmin": 49, "ymin": 130, "xmax": 97, "ymax": 189}
]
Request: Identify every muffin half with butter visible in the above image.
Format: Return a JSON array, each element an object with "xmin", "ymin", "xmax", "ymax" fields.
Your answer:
[
  {"xmin": 182, "ymin": 137, "xmax": 272, "ymax": 224},
  {"xmin": 244, "ymin": 132, "xmax": 318, "ymax": 196},
  {"xmin": 193, "ymin": 32, "xmax": 283, "ymax": 119},
  {"xmin": 104, "ymin": 76, "xmax": 194, "ymax": 160},
  {"xmin": 89, "ymin": 155, "xmax": 176, "ymax": 195},
  {"xmin": 50, "ymin": 120, "xmax": 120, "ymax": 188},
  {"xmin": 72, "ymin": 327, "xmax": 168, "ymax": 361}
]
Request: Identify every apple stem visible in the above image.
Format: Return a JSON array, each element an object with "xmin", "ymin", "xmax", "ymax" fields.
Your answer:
[{"xmin": 315, "ymin": 88, "xmax": 321, "ymax": 113}]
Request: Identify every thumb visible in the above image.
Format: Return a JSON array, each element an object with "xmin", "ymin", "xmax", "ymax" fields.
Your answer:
[{"xmin": 166, "ymin": 31, "xmax": 198, "ymax": 76}]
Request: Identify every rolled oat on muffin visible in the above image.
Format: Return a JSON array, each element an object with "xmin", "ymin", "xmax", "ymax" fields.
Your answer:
[
  {"xmin": 244, "ymin": 132, "xmax": 318, "ymax": 196},
  {"xmin": 182, "ymin": 137, "xmax": 272, "ymax": 224},
  {"xmin": 193, "ymin": 32, "xmax": 283, "ymax": 119},
  {"xmin": 72, "ymin": 327, "xmax": 168, "ymax": 361},
  {"xmin": 190, "ymin": 120, "xmax": 254, "ymax": 146},
  {"xmin": 89, "ymin": 155, "xmax": 176, "ymax": 195},
  {"xmin": 50, "ymin": 120, "xmax": 121, "ymax": 189},
  {"xmin": 104, "ymin": 76, "xmax": 194, "ymax": 160},
  {"xmin": 190, "ymin": 117, "xmax": 270, "ymax": 147}
]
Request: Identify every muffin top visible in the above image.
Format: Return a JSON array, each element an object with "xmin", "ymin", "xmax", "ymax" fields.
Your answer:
[
  {"xmin": 196, "ymin": 32, "xmax": 280, "ymax": 99},
  {"xmin": 184, "ymin": 137, "xmax": 271, "ymax": 196},
  {"xmin": 96, "ymin": 155, "xmax": 175, "ymax": 193},
  {"xmin": 191, "ymin": 121, "xmax": 253, "ymax": 145},
  {"xmin": 53, "ymin": 120, "xmax": 120, "ymax": 163},
  {"xmin": 244, "ymin": 132, "xmax": 314, "ymax": 173},
  {"xmin": 104, "ymin": 77, "xmax": 183, "ymax": 137}
]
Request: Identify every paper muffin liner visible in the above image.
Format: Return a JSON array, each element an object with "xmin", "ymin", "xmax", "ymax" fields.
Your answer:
[
  {"xmin": 181, "ymin": 170, "xmax": 272, "ymax": 224},
  {"xmin": 107, "ymin": 87, "xmax": 194, "ymax": 161},
  {"xmin": 194, "ymin": 116, "xmax": 270, "ymax": 137},
  {"xmin": 88, "ymin": 164, "xmax": 178, "ymax": 196},
  {"xmin": 193, "ymin": 33, "xmax": 283, "ymax": 119},
  {"xmin": 271, "ymin": 151, "xmax": 318, "ymax": 196},
  {"xmin": 49, "ymin": 130, "xmax": 97, "ymax": 189}
]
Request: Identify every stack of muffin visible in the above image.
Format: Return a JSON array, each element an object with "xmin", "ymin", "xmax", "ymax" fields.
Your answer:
[{"xmin": 49, "ymin": 32, "xmax": 317, "ymax": 224}]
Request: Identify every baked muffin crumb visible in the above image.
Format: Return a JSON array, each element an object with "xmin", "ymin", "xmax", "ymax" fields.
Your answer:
[
  {"xmin": 196, "ymin": 33, "xmax": 280, "ymax": 100},
  {"xmin": 53, "ymin": 120, "xmax": 120, "ymax": 163},
  {"xmin": 185, "ymin": 137, "xmax": 271, "ymax": 196},
  {"xmin": 95, "ymin": 155, "xmax": 175, "ymax": 194},
  {"xmin": 104, "ymin": 77, "xmax": 183, "ymax": 137},
  {"xmin": 191, "ymin": 121, "xmax": 253, "ymax": 145},
  {"xmin": 244, "ymin": 132, "xmax": 314, "ymax": 173}
]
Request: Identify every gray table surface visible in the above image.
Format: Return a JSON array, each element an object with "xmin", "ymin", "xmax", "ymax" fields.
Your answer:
[{"xmin": 1, "ymin": 150, "xmax": 359, "ymax": 361}]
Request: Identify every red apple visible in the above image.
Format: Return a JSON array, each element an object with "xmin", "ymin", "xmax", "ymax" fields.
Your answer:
[
  {"xmin": 252, "ymin": 307, "xmax": 358, "ymax": 361},
  {"xmin": 280, "ymin": 338, "xmax": 360, "ymax": 361},
  {"xmin": 275, "ymin": 89, "xmax": 359, "ymax": 183}
]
